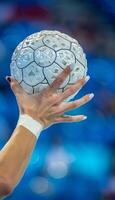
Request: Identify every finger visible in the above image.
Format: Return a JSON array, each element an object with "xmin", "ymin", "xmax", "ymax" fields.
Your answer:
[
  {"xmin": 45, "ymin": 65, "xmax": 72, "ymax": 94},
  {"xmin": 58, "ymin": 75, "xmax": 90, "ymax": 102},
  {"xmin": 54, "ymin": 115, "xmax": 87, "ymax": 123},
  {"xmin": 56, "ymin": 93, "xmax": 94, "ymax": 114},
  {"xmin": 6, "ymin": 76, "xmax": 24, "ymax": 95}
]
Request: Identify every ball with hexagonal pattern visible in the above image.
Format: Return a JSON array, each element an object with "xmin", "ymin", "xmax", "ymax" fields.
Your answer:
[{"xmin": 10, "ymin": 30, "xmax": 87, "ymax": 98}]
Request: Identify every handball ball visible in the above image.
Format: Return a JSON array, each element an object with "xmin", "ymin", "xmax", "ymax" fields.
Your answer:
[{"xmin": 10, "ymin": 30, "xmax": 87, "ymax": 97}]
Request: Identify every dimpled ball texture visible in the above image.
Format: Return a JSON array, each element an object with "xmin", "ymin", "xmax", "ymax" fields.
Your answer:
[{"xmin": 10, "ymin": 30, "xmax": 87, "ymax": 100}]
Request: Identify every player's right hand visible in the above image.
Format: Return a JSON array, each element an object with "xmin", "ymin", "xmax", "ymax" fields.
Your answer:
[{"xmin": 6, "ymin": 65, "xmax": 94, "ymax": 128}]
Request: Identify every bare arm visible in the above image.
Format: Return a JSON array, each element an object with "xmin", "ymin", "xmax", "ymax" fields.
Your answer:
[
  {"xmin": 0, "ymin": 66, "xmax": 93, "ymax": 198},
  {"xmin": 0, "ymin": 126, "xmax": 36, "ymax": 189}
]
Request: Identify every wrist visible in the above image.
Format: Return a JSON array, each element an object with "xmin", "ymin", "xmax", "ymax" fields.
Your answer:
[
  {"xmin": 17, "ymin": 114, "xmax": 44, "ymax": 139},
  {"xmin": 20, "ymin": 110, "xmax": 45, "ymax": 128}
]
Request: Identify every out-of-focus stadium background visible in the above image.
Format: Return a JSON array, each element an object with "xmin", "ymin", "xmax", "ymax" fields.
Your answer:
[{"xmin": 0, "ymin": 0, "xmax": 115, "ymax": 199}]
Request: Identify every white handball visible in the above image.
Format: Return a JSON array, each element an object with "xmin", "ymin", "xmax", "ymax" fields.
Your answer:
[{"xmin": 10, "ymin": 30, "xmax": 87, "ymax": 97}]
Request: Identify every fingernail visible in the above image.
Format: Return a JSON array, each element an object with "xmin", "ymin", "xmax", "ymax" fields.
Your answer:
[
  {"xmin": 85, "ymin": 75, "xmax": 90, "ymax": 83},
  {"xmin": 6, "ymin": 76, "xmax": 11, "ymax": 83},
  {"xmin": 82, "ymin": 116, "xmax": 87, "ymax": 120},
  {"xmin": 89, "ymin": 93, "xmax": 94, "ymax": 100}
]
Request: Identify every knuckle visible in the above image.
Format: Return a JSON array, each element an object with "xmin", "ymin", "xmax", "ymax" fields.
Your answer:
[
  {"xmin": 51, "ymin": 96, "xmax": 62, "ymax": 106},
  {"xmin": 79, "ymin": 96, "xmax": 89, "ymax": 105},
  {"xmin": 84, "ymin": 95, "xmax": 89, "ymax": 102},
  {"xmin": 70, "ymin": 101, "xmax": 78, "ymax": 109},
  {"xmin": 52, "ymin": 94, "xmax": 59, "ymax": 102},
  {"xmin": 42, "ymin": 91, "xmax": 48, "ymax": 98},
  {"xmin": 11, "ymin": 82, "xmax": 16, "ymax": 89},
  {"xmin": 57, "ymin": 96, "xmax": 62, "ymax": 103},
  {"xmin": 55, "ymin": 111, "xmax": 61, "ymax": 115},
  {"xmin": 53, "ymin": 108, "xmax": 60, "ymax": 115},
  {"xmin": 54, "ymin": 93, "xmax": 62, "ymax": 103},
  {"xmin": 69, "ymin": 87, "xmax": 75, "ymax": 93},
  {"xmin": 76, "ymin": 99, "xmax": 83, "ymax": 105},
  {"xmin": 50, "ymin": 107, "xmax": 55, "ymax": 114},
  {"xmin": 58, "ymin": 77, "xmax": 64, "ymax": 83},
  {"xmin": 47, "ymin": 96, "xmax": 53, "ymax": 104},
  {"xmin": 73, "ymin": 101, "xmax": 78, "ymax": 107},
  {"xmin": 52, "ymin": 79, "xmax": 57, "ymax": 85},
  {"xmin": 79, "ymin": 78, "xmax": 85, "ymax": 86},
  {"xmin": 80, "ymin": 98, "xmax": 86, "ymax": 103},
  {"xmin": 52, "ymin": 81, "xmax": 60, "ymax": 88},
  {"xmin": 64, "ymin": 69, "xmax": 70, "ymax": 75}
]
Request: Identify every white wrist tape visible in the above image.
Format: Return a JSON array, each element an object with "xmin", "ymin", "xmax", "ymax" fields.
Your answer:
[{"xmin": 18, "ymin": 114, "xmax": 43, "ymax": 139}]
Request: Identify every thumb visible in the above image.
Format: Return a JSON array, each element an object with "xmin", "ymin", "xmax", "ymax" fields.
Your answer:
[{"xmin": 6, "ymin": 76, "xmax": 23, "ymax": 95}]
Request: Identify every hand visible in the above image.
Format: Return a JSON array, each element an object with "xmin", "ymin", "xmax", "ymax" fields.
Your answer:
[{"xmin": 6, "ymin": 65, "xmax": 94, "ymax": 128}]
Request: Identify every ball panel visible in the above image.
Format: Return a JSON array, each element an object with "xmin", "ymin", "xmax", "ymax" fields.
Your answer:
[
  {"xmin": 42, "ymin": 79, "xmax": 48, "ymax": 84},
  {"xmin": 26, "ymin": 32, "xmax": 42, "ymax": 40},
  {"xmin": 23, "ymin": 62, "xmax": 44, "ymax": 86},
  {"xmin": 23, "ymin": 36, "xmax": 44, "ymax": 50},
  {"xmin": 35, "ymin": 46, "xmax": 56, "ymax": 67},
  {"xmin": 71, "ymin": 43, "xmax": 87, "ymax": 67},
  {"xmin": 20, "ymin": 81, "xmax": 33, "ymax": 94},
  {"xmin": 16, "ymin": 47, "xmax": 34, "ymax": 68},
  {"xmin": 60, "ymin": 33, "xmax": 78, "ymax": 43},
  {"xmin": 34, "ymin": 83, "xmax": 48, "ymax": 93},
  {"xmin": 12, "ymin": 41, "xmax": 23, "ymax": 61},
  {"xmin": 43, "ymin": 34, "xmax": 70, "ymax": 51},
  {"xmin": 69, "ymin": 62, "xmax": 86, "ymax": 84},
  {"xmin": 10, "ymin": 61, "xmax": 22, "ymax": 83},
  {"xmin": 55, "ymin": 49, "xmax": 75, "ymax": 68},
  {"xmin": 40, "ymin": 30, "xmax": 61, "ymax": 36},
  {"xmin": 43, "ymin": 63, "xmax": 70, "ymax": 89}
]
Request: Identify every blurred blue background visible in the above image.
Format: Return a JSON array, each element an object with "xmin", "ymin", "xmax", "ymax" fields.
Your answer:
[{"xmin": 0, "ymin": 0, "xmax": 115, "ymax": 199}]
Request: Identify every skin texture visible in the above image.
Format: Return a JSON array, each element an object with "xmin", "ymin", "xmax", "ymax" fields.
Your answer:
[
  {"xmin": 0, "ymin": 65, "xmax": 94, "ymax": 198},
  {"xmin": 0, "ymin": 126, "xmax": 37, "ymax": 198}
]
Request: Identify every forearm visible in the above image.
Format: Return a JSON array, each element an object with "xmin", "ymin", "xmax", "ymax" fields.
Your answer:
[{"xmin": 0, "ymin": 125, "xmax": 37, "ymax": 189}]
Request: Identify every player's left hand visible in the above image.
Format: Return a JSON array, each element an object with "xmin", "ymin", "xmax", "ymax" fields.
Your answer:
[{"xmin": 6, "ymin": 65, "xmax": 94, "ymax": 128}]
